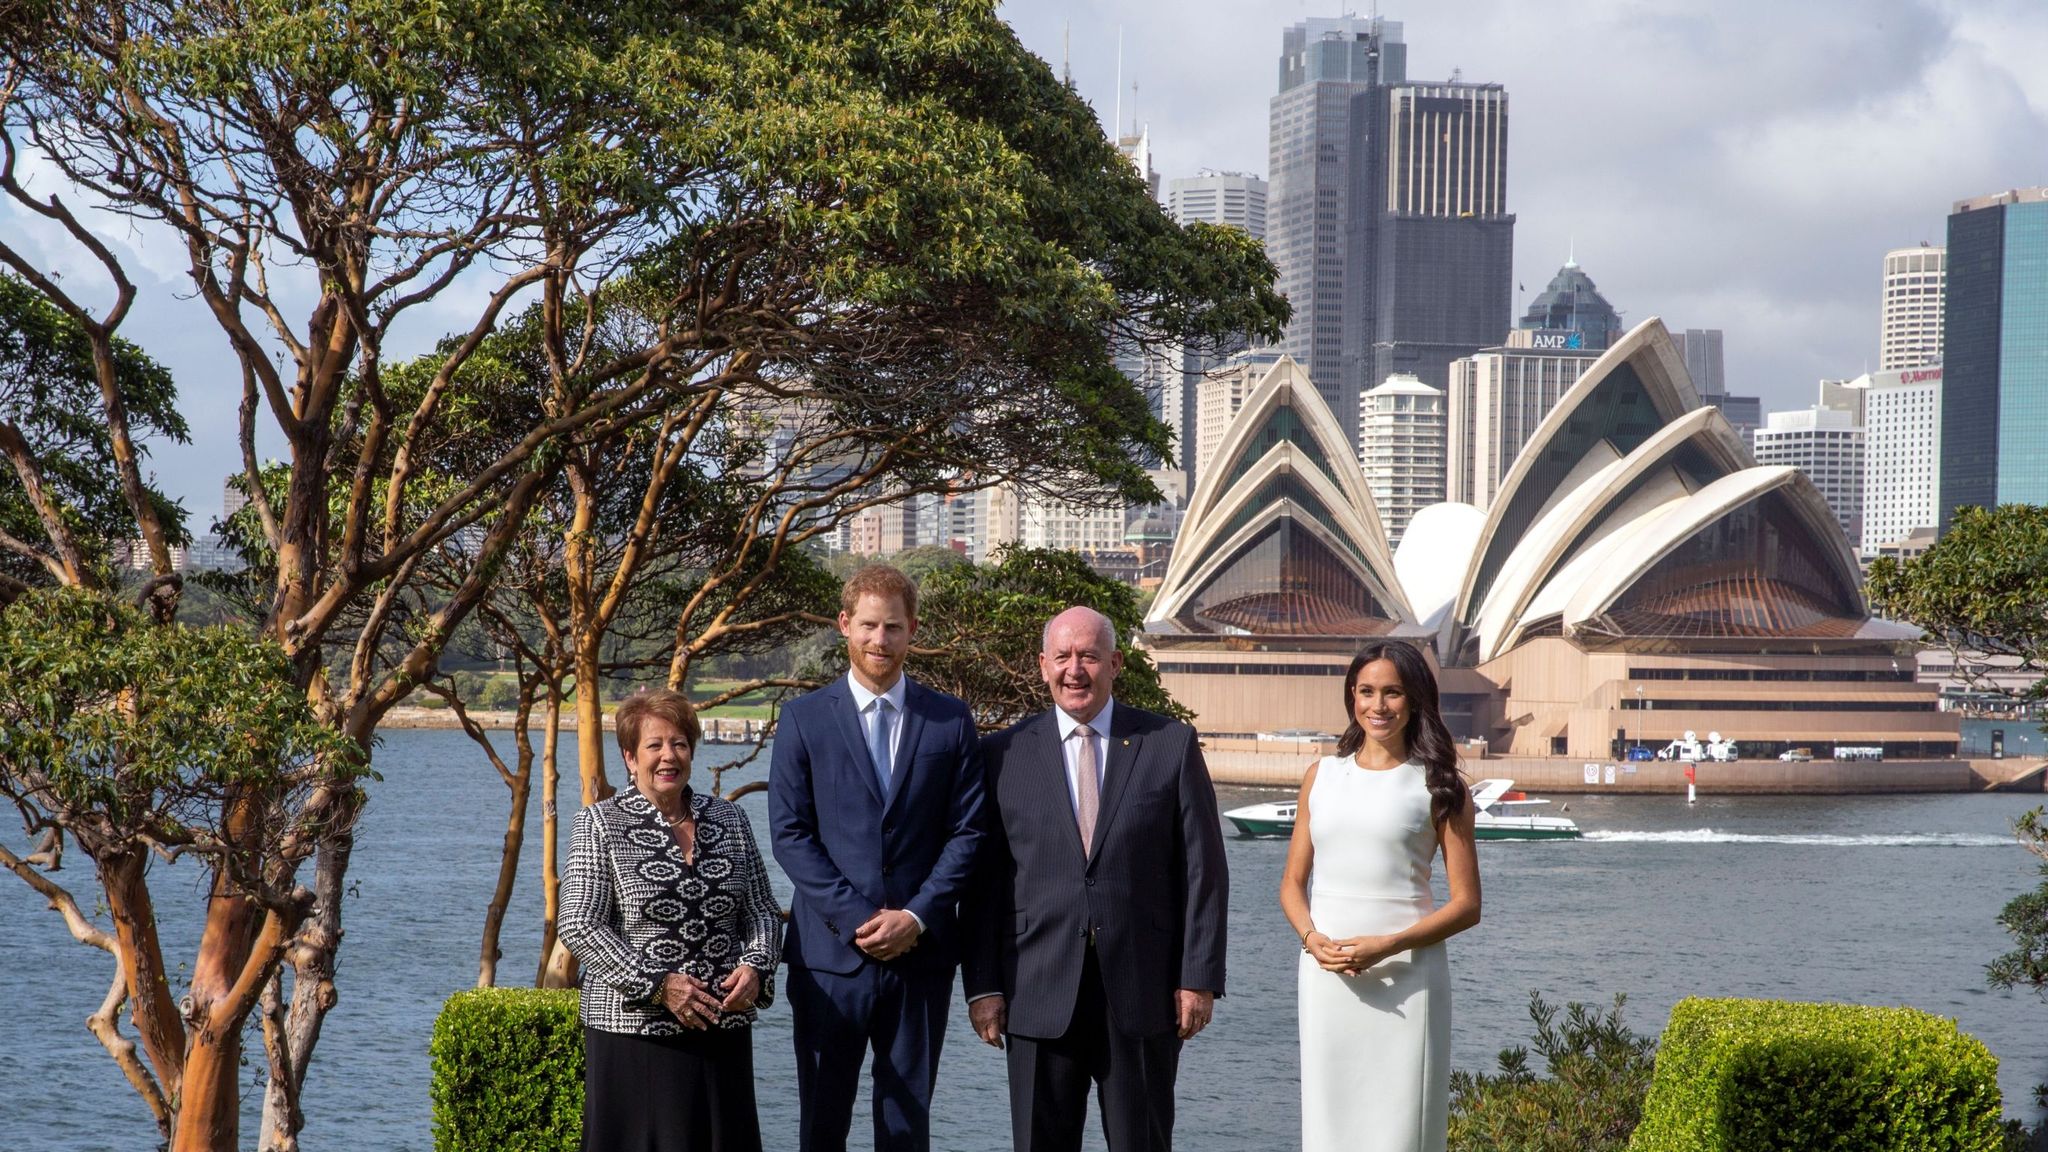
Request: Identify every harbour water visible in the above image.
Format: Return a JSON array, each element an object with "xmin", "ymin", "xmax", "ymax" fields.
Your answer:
[{"xmin": 3, "ymin": 728, "xmax": 2045, "ymax": 1150}]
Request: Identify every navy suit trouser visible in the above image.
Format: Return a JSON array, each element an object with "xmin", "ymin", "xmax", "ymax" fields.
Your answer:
[{"xmin": 787, "ymin": 959, "xmax": 954, "ymax": 1152}]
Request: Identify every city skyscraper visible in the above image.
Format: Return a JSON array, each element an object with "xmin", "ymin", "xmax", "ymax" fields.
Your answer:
[
  {"xmin": 1669, "ymin": 328, "xmax": 1725, "ymax": 393},
  {"xmin": 1446, "ymin": 330, "xmax": 1602, "ymax": 508},
  {"xmin": 1166, "ymin": 171, "xmax": 1268, "ymax": 239},
  {"xmin": 1267, "ymin": 16, "xmax": 1514, "ymax": 446},
  {"xmin": 1355, "ymin": 80, "xmax": 1515, "ymax": 407},
  {"xmin": 1880, "ymin": 244, "xmax": 1945, "ymax": 371},
  {"xmin": 1268, "ymin": 15, "xmax": 1406, "ymax": 436},
  {"xmin": 1940, "ymin": 187, "xmax": 2048, "ymax": 528},
  {"xmin": 1753, "ymin": 407, "xmax": 1865, "ymax": 544},
  {"xmin": 1515, "ymin": 258, "xmax": 1623, "ymax": 351},
  {"xmin": 1155, "ymin": 172, "xmax": 1271, "ymax": 484},
  {"xmin": 1860, "ymin": 366, "xmax": 1943, "ymax": 556},
  {"xmin": 1357, "ymin": 373, "xmax": 1446, "ymax": 543}
]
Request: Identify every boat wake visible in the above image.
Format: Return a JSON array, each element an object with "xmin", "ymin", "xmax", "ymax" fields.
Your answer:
[{"xmin": 1581, "ymin": 829, "xmax": 2015, "ymax": 847}]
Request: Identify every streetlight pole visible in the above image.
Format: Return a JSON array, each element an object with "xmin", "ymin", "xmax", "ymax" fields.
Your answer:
[{"xmin": 1633, "ymin": 685, "xmax": 1643, "ymax": 753}]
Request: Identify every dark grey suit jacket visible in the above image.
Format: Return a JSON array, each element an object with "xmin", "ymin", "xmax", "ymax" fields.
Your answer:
[{"xmin": 962, "ymin": 702, "xmax": 1229, "ymax": 1039}]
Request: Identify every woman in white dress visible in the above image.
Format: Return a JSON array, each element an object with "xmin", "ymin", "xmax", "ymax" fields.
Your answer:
[{"xmin": 1279, "ymin": 640, "xmax": 1481, "ymax": 1152}]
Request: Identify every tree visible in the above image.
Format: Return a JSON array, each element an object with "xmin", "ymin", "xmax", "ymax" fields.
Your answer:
[
  {"xmin": 1871, "ymin": 506, "xmax": 2048, "ymax": 1136},
  {"xmin": 1867, "ymin": 504, "xmax": 2048, "ymax": 709},
  {"xmin": 1447, "ymin": 993, "xmax": 1658, "ymax": 1152},
  {"xmin": 0, "ymin": 589, "xmax": 361, "ymax": 1146},
  {"xmin": 0, "ymin": 272, "xmax": 188, "ymax": 598},
  {"xmin": 911, "ymin": 546, "xmax": 1190, "ymax": 730},
  {"xmin": 2, "ymin": 1, "xmax": 1282, "ymax": 1145}
]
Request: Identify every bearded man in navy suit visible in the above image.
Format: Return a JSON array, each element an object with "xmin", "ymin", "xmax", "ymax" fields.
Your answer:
[
  {"xmin": 770, "ymin": 564, "xmax": 985, "ymax": 1152},
  {"xmin": 963, "ymin": 606, "xmax": 1230, "ymax": 1152}
]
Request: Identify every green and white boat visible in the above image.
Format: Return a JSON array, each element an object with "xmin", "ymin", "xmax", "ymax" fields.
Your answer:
[
  {"xmin": 1471, "ymin": 778, "xmax": 1582, "ymax": 841},
  {"xmin": 1223, "ymin": 778, "xmax": 1582, "ymax": 841}
]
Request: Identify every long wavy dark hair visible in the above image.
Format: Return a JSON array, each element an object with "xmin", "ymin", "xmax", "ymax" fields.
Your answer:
[{"xmin": 1335, "ymin": 640, "xmax": 1469, "ymax": 825}]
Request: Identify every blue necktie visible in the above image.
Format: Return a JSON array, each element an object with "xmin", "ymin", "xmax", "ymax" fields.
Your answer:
[{"xmin": 868, "ymin": 698, "xmax": 895, "ymax": 796}]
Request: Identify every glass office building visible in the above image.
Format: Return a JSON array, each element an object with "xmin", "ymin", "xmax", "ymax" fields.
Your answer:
[{"xmin": 1940, "ymin": 188, "xmax": 2048, "ymax": 528}]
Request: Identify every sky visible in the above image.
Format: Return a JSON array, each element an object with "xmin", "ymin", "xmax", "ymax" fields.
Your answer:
[{"xmin": 5, "ymin": 1, "xmax": 2047, "ymax": 525}]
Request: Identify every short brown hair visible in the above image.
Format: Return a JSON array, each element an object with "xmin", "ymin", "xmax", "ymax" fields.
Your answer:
[
  {"xmin": 840, "ymin": 563, "xmax": 917, "ymax": 618},
  {"xmin": 614, "ymin": 689, "xmax": 701, "ymax": 757}
]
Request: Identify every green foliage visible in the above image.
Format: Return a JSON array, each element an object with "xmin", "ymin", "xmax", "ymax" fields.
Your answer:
[
  {"xmin": 1628, "ymin": 998, "xmax": 2005, "ymax": 1152},
  {"xmin": 1449, "ymin": 992, "xmax": 1657, "ymax": 1152},
  {"xmin": 429, "ymin": 988, "xmax": 582, "ymax": 1152},
  {"xmin": 1989, "ymin": 807, "xmax": 2048, "ymax": 999},
  {"xmin": 0, "ymin": 587, "xmax": 363, "ymax": 846},
  {"xmin": 911, "ymin": 546, "xmax": 1188, "ymax": 730},
  {"xmin": 0, "ymin": 272, "xmax": 188, "ymax": 594},
  {"xmin": 1868, "ymin": 504, "xmax": 2048, "ymax": 710}
]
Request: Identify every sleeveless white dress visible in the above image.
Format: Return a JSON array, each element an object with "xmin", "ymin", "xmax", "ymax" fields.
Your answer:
[{"xmin": 1298, "ymin": 756, "xmax": 1450, "ymax": 1152}]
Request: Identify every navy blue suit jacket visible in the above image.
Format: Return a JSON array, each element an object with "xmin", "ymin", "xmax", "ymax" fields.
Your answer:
[
  {"xmin": 769, "ymin": 676, "xmax": 985, "ymax": 976},
  {"xmin": 962, "ymin": 703, "xmax": 1229, "ymax": 1039}
]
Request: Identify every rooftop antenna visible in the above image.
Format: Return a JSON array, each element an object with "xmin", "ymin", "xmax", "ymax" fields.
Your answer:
[{"xmin": 1062, "ymin": 22, "xmax": 1071, "ymax": 87}]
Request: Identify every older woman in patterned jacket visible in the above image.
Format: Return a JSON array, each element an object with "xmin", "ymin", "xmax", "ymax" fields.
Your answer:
[{"xmin": 562, "ymin": 688, "xmax": 782, "ymax": 1152}]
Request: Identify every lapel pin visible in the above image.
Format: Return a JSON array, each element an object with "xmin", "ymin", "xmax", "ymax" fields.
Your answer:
[{"xmin": 1122, "ymin": 739, "xmax": 1131, "ymax": 746}]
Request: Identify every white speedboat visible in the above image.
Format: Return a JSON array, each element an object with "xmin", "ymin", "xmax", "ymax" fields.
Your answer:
[
  {"xmin": 1222, "ymin": 800, "xmax": 1296, "ymax": 838},
  {"xmin": 1471, "ymin": 778, "xmax": 1582, "ymax": 841}
]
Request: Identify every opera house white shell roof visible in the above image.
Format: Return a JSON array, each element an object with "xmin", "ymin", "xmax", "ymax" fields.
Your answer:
[{"xmin": 1145, "ymin": 321, "xmax": 1914, "ymax": 662}]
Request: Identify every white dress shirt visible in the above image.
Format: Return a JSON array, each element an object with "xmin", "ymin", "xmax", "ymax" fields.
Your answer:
[
  {"xmin": 1054, "ymin": 697, "xmax": 1115, "ymax": 819},
  {"xmin": 846, "ymin": 670, "xmax": 908, "ymax": 772}
]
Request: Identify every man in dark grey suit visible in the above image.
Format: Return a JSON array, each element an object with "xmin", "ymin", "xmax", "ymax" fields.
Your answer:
[{"xmin": 962, "ymin": 606, "xmax": 1230, "ymax": 1152}]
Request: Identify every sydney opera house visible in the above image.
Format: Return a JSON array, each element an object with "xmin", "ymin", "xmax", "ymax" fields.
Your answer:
[{"xmin": 1142, "ymin": 321, "xmax": 1959, "ymax": 759}]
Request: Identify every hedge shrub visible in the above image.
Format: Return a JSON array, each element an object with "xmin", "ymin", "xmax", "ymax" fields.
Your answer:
[
  {"xmin": 1629, "ymin": 997, "xmax": 2005, "ymax": 1152},
  {"xmin": 430, "ymin": 988, "xmax": 583, "ymax": 1152}
]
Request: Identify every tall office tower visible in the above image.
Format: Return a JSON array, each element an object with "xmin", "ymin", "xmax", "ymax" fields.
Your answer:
[
  {"xmin": 1880, "ymin": 245, "xmax": 1945, "ymax": 370},
  {"xmin": 1268, "ymin": 15, "xmax": 1406, "ymax": 436},
  {"xmin": 1446, "ymin": 330, "xmax": 1603, "ymax": 508},
  {"xmin": 222, "ymin": 475, "xmax": 251, "ymax": 522},
  {"xmin": 1166, "ymin": 171, "xmax": 1268, "ymax": 239},
  {"xmin": 1860, "ymin": 366, "xmax": 1943, "ymax": 556},
  {"xmin": 1515, "ymin": 259, "xmax": 1623, "ymax": 351},
  {"xmin": 1753, "ymin": 407, "xmax": 1865, "ymax": 542},
  {"xmin": 1358, "ymin": 373, "xmax": 1446, "ymax": 544},
  {"xmin": 1155, "ymin": 172, "xmax": 1272, "ymax": 483},
  {"xmin": 1668, "ymin": 328, "xmax": 1725, "ymax": 393},
  {"xmin": 1940, "ymin": 188, "xmax": 2048, "ymax": 528},
  {"xmin": 1355, "ymin": 81, "xmax": 1515, "ymax": 407},
  {"xmin": 1192, "ymin": 348, "xmax": 1283, "ymax": 479}
]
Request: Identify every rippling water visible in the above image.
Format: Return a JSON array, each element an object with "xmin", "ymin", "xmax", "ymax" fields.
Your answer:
[{"xmin": 3, "ymin": 728, "xmax": 2045, "ymax": 1150}]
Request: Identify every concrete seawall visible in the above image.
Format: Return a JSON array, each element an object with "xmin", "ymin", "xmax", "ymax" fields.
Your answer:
[{"xmin": 1201, "ymin": 737, "xmax": 2048, "ymax": 795}]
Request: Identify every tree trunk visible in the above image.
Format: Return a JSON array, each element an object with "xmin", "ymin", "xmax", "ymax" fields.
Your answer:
[
  {"xmin": 175, "ymin": 893, "xmax": 265, "ymax": 1152},
  {"xmin": 477, "ymin": 731, "xmax": 534, "ymax": 988},
  {"xmin": 537, "ymin": 691, "xmax": 569, "ymax": 987},
  {"xmin": 258, "ymin": 827, "xmax": 353, "ymax": 1152},
  {"xmin": 96, "ymin": 847, "xmax": 186, "ymax": 1105}
]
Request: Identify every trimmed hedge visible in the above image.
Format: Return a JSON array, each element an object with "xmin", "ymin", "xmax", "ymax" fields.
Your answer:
[
  {"xmin": 1629, "ymin": 997, "xmax": 2005, "ymax": 1152},
  {"xmin": 430, "ymin": 988, "xmax": 583, "ymax": 1152}
]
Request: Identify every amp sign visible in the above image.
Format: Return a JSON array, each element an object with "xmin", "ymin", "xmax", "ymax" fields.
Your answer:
[{"xmin": 1528, "ymin": 329, "xmax": 1585, "ymax": 350}]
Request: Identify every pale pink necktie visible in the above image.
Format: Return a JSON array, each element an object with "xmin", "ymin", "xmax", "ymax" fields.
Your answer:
[{"xmin": 1074, "ymin": 724, "xmax": 1099, "ymax": 857}]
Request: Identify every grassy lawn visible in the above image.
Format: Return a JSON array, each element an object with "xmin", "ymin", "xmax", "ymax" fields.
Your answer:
[{"xmin": 688, "ymin": 678, "xmax": 782, "ymax": 720}]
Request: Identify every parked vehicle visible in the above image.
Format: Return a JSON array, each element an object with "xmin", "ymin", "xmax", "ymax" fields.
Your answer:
[
  {"xmin": 1778, "ymin": 747, "xmax": 1815, "ymax": 762},
  {"xmin": 1656, "ymin": 730, "xmax": 1739, "ymax": 762}
]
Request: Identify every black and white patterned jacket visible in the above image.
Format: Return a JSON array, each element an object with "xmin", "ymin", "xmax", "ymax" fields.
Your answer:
[{"xmin": 561, "ymin": 786, "xmax": 782, "ymax": 1035}]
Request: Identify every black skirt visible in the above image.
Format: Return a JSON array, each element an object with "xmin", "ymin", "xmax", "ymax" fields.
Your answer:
[{"xmin": 582, "ymin": 1025, "xmax": 762, "ymax": 1152}]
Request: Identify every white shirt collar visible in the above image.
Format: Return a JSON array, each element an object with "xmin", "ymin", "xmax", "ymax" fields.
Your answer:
[
  {"xmin": 847, "ymin": 671, "xmax": 907, "ymax": 714},
  {"xmin": 1055, "ymin": 697, "xmax": 1114, "ymax": 740}
]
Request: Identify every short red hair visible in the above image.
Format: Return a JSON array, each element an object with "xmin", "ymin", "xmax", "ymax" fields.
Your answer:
[{"xmin": 840, "ymin": 563, "xmax": 917, "ymax": 618}]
